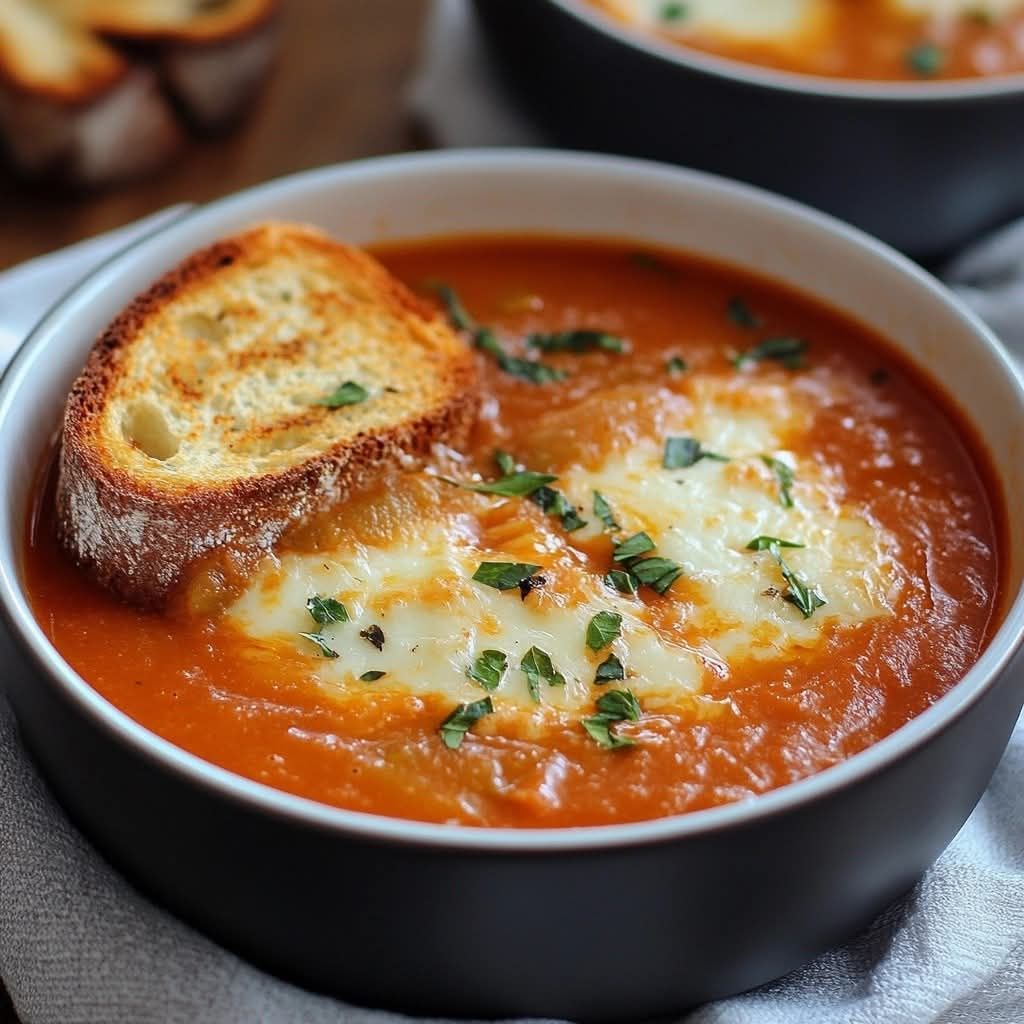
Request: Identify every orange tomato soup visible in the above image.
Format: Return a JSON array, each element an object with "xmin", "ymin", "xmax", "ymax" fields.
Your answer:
[
  {"xmin": 589, "ymin": 1, "xmax": 1024, "ymax": 81},
  {"xmin": 24, "ymin": 238, "xmax": 1003, "ymax": 828}
]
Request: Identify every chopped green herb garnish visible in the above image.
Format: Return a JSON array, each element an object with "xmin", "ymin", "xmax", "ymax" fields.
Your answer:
[
  {"xmin": 660, "ymin": 1, "xmax": 688, "ymax": 20},
  {"xmin": 434, "ymin": 283, "xmax": 477, "ymax": 332},
  {"xmin": 586, "ymin": 610, "xmax": 622, "ymax": 652},
  {"xmin": 359, "ymin": 624, "xmax": 385, "ymax": 650},
  {"xmin": 663, "ymin": 436, "xmax": 729, "ymax": 469},
  {"xmin": 440, "ymin": 697, "xmax": 494, "ymax": 749},
  {"xmin": 359, "ymin": 670, "xmax": 386, "ymax": 682},
  {"xmin": 582, "ymin": 688, "xmax": 642, "ymax": 749},
  {"xmin": 306, "ymin": 595, "xmax": 349, "ymax": 626},
  {"xmin": 443, "ymin": 469, "xmax": 558, "ymax": 498},
  {"xmin": 434, "ymin": 284, "xmax": 565, "ymax": 384},
  {"xmin": 593, "ymin": 490, "xmax": 620, "ymax": 532},
  {"xmin": 468, "ymin": 649, "xmax": 508, "ymax": 692},
  {"xmin": 761, "ymin": 455, "xmax": 795, "ymax": 509},
  {"xmin": 907, "ymin": 42, "xmax": 945, "ymax": 77},
  {"xmin": 494, "ymin": 449, "xmax": 516, "ymax": 476},
  {"xmin": 666, "ymin": 356, "xmax": 687, "ymax": 376},
  {"xmin": 630, "ymin": 556, "xmax": 684, "ymax": 595},
  {"xmin": 612, "ymin": 532, "xmax": 656, "ymax": 562},
  {"xmin": 298, "ymin": 632, "xmax": 339, "ymax": 659},
  {"xmin": 594, "ymin": 653, "xmax": 625, "ymax": 684},
  {"xmin": 734, "ymin": 336, "xmax": 808, "ymax": 370},
  {"xmin": 727, "ymin": 296, "xmax": 759, "ymax": 329},
  {"xmin": 778, "ymin": 558, "xmax": 827, "ymax": 619},
  {"xmin": 472, "ymin": 561, "xmax": 543, "ymax": 591},
  {"xmin": 475, "ymin": 327, "xmax": 567, "ymax": 385},
  {"xmin": 521, "ymin": 646, "xmax": 566, "ymax": 701},
  {"xmin": 746, "ymin": 536, "xmax": 825, "ymax": 619},
  {"xmin": 746, "ymin": 535, "xmax": 804, "ymax": 551},
  {"xmin": 318, "ymin": 381, "xmax": 369, "ymax": 408},
  {"xmin": 528, "ymin": 330, "xmax": 626, "ymax": 354},
  {"xmin": 531, "ymin": 486, "xmax": 587, "ymax": 532},
  {"xmin": 604, "ymin": 569, "xmax": 639, "ymax": 595}
]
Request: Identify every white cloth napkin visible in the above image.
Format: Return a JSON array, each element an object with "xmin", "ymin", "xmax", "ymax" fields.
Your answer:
[{"xmin": 4, "ymin": 6, "xmax": 1024, "ymax": 1020}]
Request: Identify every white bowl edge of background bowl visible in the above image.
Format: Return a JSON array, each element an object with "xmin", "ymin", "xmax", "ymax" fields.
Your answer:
[{"xmin": 0, "ymin": 148, "xmax": 1022, "ymax": 851}]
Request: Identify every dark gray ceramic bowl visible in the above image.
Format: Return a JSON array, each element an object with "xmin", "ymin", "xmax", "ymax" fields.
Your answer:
[
  {"xmin": 1, "ymin": 151, "xmax": 1023, "ymax": 1020},
  {"xmin": 472, "ymin": 0, "xmax": 1024, "ymax": 261}
]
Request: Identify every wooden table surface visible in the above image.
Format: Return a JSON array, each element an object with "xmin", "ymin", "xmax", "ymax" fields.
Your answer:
[{"xmin": 0, "ymin": 1, "xmax": 429, "ymax": 1018}]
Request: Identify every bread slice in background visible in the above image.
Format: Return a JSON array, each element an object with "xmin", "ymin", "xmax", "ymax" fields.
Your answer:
[
  {"xmin": 0, "ymin": 0, "xmax": 278, "ymax": 186},
  {"xmin": 57, "ymin": 222, "xmax": 480, "ymax": 609},
  {"xmin": 0, "ymin": 0, "xmax": 181, "ymax": 183},
  {"xmin": 67, "ymin": 0, "xmax": 281, "ymax": 129}
]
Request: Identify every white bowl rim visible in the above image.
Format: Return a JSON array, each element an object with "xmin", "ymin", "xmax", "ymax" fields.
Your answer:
[
  {"xmin": 1, "ymin": 148, "xmax": 1023, "ymax": 853},
  {"xmin": 543, "ymin": 0, "xmax": 1024, "ymax": 102}
]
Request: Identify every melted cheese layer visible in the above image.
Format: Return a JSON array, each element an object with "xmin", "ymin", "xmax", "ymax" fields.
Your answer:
[{"xmin": 228, "ymin": 375, "xmax": 899, "ymax": 722}]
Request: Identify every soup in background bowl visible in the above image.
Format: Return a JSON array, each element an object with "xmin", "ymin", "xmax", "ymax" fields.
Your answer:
[
  {"xmin": 0, "ymin": 151, "xmax": 1022, "ymax": 1018},
  {"xmin": 590, "ymin": 0, "xmax": 1024, "ymax": 81}
]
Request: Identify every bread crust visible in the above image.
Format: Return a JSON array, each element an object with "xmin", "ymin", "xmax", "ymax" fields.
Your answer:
[{"xmin": 57, "ymin": 224, "xmax": 480, "ymax": 609}]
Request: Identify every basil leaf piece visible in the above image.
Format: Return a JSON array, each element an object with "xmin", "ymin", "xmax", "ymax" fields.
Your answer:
[
  {"xmin": 306, "ymin": 595, "xmax": 349, "ymax": 626},
  {"xmin": 663, "ymin": 436, "xmax": 729, "ymax": 469},
  {"xmin": 494, "ymin": 449, "xmax": 516, "ymax": 476},
  {"xmin": 762, "ymin": 455, "xmax": 795, "ymax": 509},
  {"xmin": 359, "ymin": 624, "xmax": 385, "ymax": 650},
  {"xmin": 612, "ymin": 532, "xmax": 656, "ymax": 562},
  {"xmin": 434, "ymin": 283, "xmax": 477, "ymax": 332},
  {"xmin": 472, "ymin": 561, "xmax": 543, "ymax": 591},
  {"xmin": 727, "ymin": 296, "xmax": 759, "ymax": 329},
  {"xmin": 734, "ymin": 336, "xmax": 808, "ymax": 370},
  {"xmin": 496, "ymin": 351, "xmax": 567, "ymax": 385},
  {"xmin": 660, "ymin": 1, "xmax": 689, "ymax": 21},
  {"xmin": 746, "ymin": 536, "xmax": 804, "ymax": 551},
  {"xmin": 779, "ymin": 558, "xmax": 828, "ymax": 619},
  {"xmin": 468, "ymin": 649, "xmax": 508, "ymax": 692},
  {"xmin": 907, "ymin": 42, "xmax": 945, "ymax": 77},
  {"xmin": 531, "ymin": 486, "xmax": 587, "ymax": 533},
  {"xmin": 474, "ymin": 328, "xmax": 567, "ymax": 385},
  {"xmin": 630, "ymin": 557, "xmax": 684, "ymax": 595},
  {"xmin": 528, "ymin": 330, "xmax": 626, "ymax": 354},
  {"xmin": 521, "ymin": 646, "xmax": 566, "ymax": 701},
  {"xmin": 582, "ymin": 717, "xmax": 635, "ymax": 749},
  {"xmin": 298, "ymin": 632, "xmax": 339, "ymax": 659},
  {"xmin": 318, "ymin": 381, "xmax": 369, "ymax": 408},
  {"xmin": 434, "ymin": 285, "xmax": 566, "ymax": 385},
  {"xmin": 746, "ymin": 537, "xmax": 826, "ymax": 619},
  {"xmin": 582, "ymin": 688, "xmax": 642, "ymax": 749},
  {"xmin": 444, "ymin": 470, "xmax": 558, "ymax": 498},
  {"xmin": 595, "ymin": 653, "xmax": 625, "ymax": 684},
  {"xmin": 604, "ymin": 569, "xmax": 639, "ymax": 595},
  {"xmin": 360, "ymin": 670, "xmax": 386, "ymax": 682},
  {"xmin": 596, "ymin": 688, "xmax": 642, "ymax": 721},
  {"xmin": 440, "ymin": 697, "xmax": 494, "ymax": 750},
  {"xmin": 666, "ymin": 356, "xmax": 687, "ymax": 376},
  {"xmin": 586, "ymin": 610, "xmax": 623, "ymax": 652},
  {"xmin": 593, "ymin": 491, "xmax": 620, "ymax": 532}
]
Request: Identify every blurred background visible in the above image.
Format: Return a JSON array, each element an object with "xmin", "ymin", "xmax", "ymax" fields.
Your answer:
[{"xmin": 0, "ymin": 0, "xmax": 430, "ymax": 270}]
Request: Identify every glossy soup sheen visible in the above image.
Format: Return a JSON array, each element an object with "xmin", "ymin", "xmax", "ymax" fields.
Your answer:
[
  {"xmin": 590, "ymin": 1, "xmax": 1024, "ymax": 81},
  {"xmin": 25, "ymin": 238, "xmax": 1003, "ymax": 828}
]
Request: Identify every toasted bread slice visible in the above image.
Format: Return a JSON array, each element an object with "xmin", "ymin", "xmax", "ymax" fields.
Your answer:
[{"xmin": 57, "ymin": 222, "xmax": 480, "ymax": 609}]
